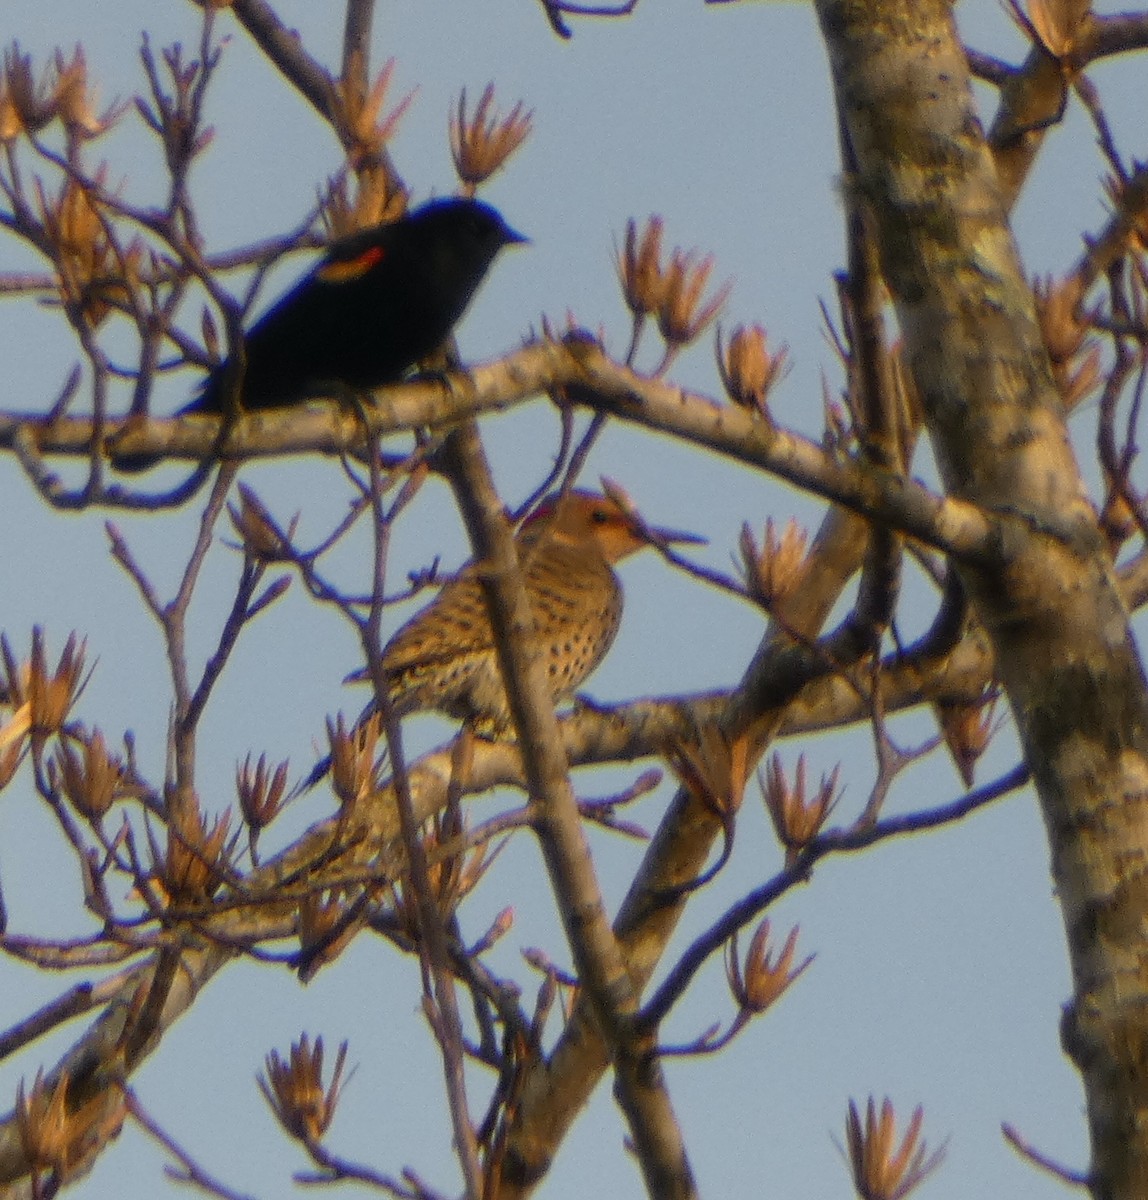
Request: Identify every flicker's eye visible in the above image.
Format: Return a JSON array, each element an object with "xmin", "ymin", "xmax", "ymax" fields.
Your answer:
[{"xmin": 591, "ymin": 508, "xmax": 611, "ymax": 525}]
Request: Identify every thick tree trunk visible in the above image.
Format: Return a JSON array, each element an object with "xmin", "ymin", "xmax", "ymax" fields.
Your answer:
[{"xmin": 814, "ymin": 2, "xmax": 1148, "ymax": 1195}]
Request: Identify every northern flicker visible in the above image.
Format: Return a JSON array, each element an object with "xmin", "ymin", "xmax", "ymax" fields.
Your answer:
[{"xmin": 353, "ymin": 489, "xmax": 700, "ymax": 734}]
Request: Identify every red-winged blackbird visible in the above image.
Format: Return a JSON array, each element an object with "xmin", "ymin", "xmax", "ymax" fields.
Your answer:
[{"xmin": 115, "ymin": 196, "xmax": 525, "ymax": 469}]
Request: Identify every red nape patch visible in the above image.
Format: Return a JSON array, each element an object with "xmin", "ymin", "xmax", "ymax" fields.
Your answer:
[
  {"xmin": 317, "ymin": 244, "xmax": 386, "ymax": 283},
  {"xmin": 523, "ymin": 498, "xmax": 561, "ymax": 526}
]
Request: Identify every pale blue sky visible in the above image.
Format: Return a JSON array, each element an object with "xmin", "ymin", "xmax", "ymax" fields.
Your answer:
[{"xmin": 0, "ymin": 1, "xmax": 1132, "ymax": 1196}]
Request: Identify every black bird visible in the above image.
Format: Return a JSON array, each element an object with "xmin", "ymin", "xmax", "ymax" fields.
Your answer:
[{"xmin": 116, "ymin": 196, "xmax": 525, "ymax": 468}]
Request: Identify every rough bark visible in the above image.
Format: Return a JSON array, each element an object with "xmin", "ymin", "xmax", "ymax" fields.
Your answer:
[{"xmin": 815, "ymin": 1, "xmax": 1148, "ymax": 1195}]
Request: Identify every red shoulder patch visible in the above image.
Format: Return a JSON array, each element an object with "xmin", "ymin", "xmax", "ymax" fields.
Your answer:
[{"xmin": 317, "ymin": 244, "xmax": 385, "ymax": 284}]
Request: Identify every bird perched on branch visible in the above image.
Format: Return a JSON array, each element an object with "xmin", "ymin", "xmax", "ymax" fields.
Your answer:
[
  {"xmin": 115, "ymin": 196, "xmax": 525, "ymax": 469},
  {"xmin": 350, "ymin": 489, "xmax": 701, "ymax": 734},
  {"xmin": 302, "ymin": 488, "xmax": 701, "ymax": 793},
  {"xmin": 303, "ymin": 489, "xmax": 699, "ymax": 792},
  {"xmin": 353, "ymin": 490, "xmax": 698, "ymax": 735}
]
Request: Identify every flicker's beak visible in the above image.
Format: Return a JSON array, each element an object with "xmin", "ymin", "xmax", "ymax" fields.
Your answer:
[{"xmin": 643, "ymin": 523, "xmax": 707, "ymax": 550}]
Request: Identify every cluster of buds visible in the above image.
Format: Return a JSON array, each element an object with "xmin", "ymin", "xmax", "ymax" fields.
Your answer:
[
  {"xmin": 390, "ymin": 824, "xmax": 497, "ymax": 944},
  {"xmin": 259, "ymin": 1035, "xmax": 350, "ymax": 1145},
  {"xmin": 616, "ymin": 215, "xmax": 730, "ymax": 369},
  {"xmin": 16, "ymin": 1072, "xmax": 76, "ymax": 1180},
  {"xmin": 53, "ymin": 728, "xmax": 126, "ymax": 824},
  {"xmin": 152, "ymin": 798, "xmax": 235, "ymax": 903},
  {"xmin": 326, "ymin": 711, "xmax": 386, "ymax": 808},
  {"xmin": 935, "ymin": 692, "xmax": 998, "ymax": 787},
  {"xmin": 1103, "ymin": 168, "xmax": 1148, "ymax": 257},
  {"xmin": 450, "ymin": 83, "xmax": 533, "ymax": 194},
  {"xmin": 334, "ymin": 56, "xmax": 415, "ymax": 173},
  {"xmin": 236, "ymin": 752, "xmax": 289, "ymax": 857},
  {"xmin": 716, "ymin": 323, "xmax": 788, "ymax": 421},
  {"xmin": 761, "ymin": 753, "xmax": 839, "ymax": 866},
  {"xmin": 320, "ymin": 170, "xmax": 408, "ymax": 240},
  {"xmin": 297, "ymin": 888, "xmax": 362, "ymax": 979},
  {"xmin": 617, "ymin": 216, "xmax": 665, "ymax": 325},
  {"xmin": 739, "ymin": 517, "xmax": 808, "ymax": 611},
  {"xmin": 725, "ymin": 918, "xmax": 812, "ymax": 1023},
  {"xmin": 227, "ymin": 484, "xmax": 298, "ymax": 563},
  {"xmin": 0, "ymin": 44, "xmax": 122, "ymax": 145},
  {"xmin": 35, "ymin": 169, "xmax": 141, "ymax": 328},
  {"xmin": 1031, "ymin": 274, "xmax": 1101, "ymax": 411},
  {"xmin": 0, "ymin": 630, "xmax": 88, "ymax": 760},
  {"xmin": 16, "ymin": 1070, "xmax": 123, "ymax": 1185},
  {"xmin": 844, "ymin": 1097, "xmax": 946, "ymax": 1200},
  {"xmin": 664, "ymin": 727, "xmax": 749, "ymax": 828},
  {"xmin": 1004, "ymin": 0, "xmax": 1090, "ymax": 62}
]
